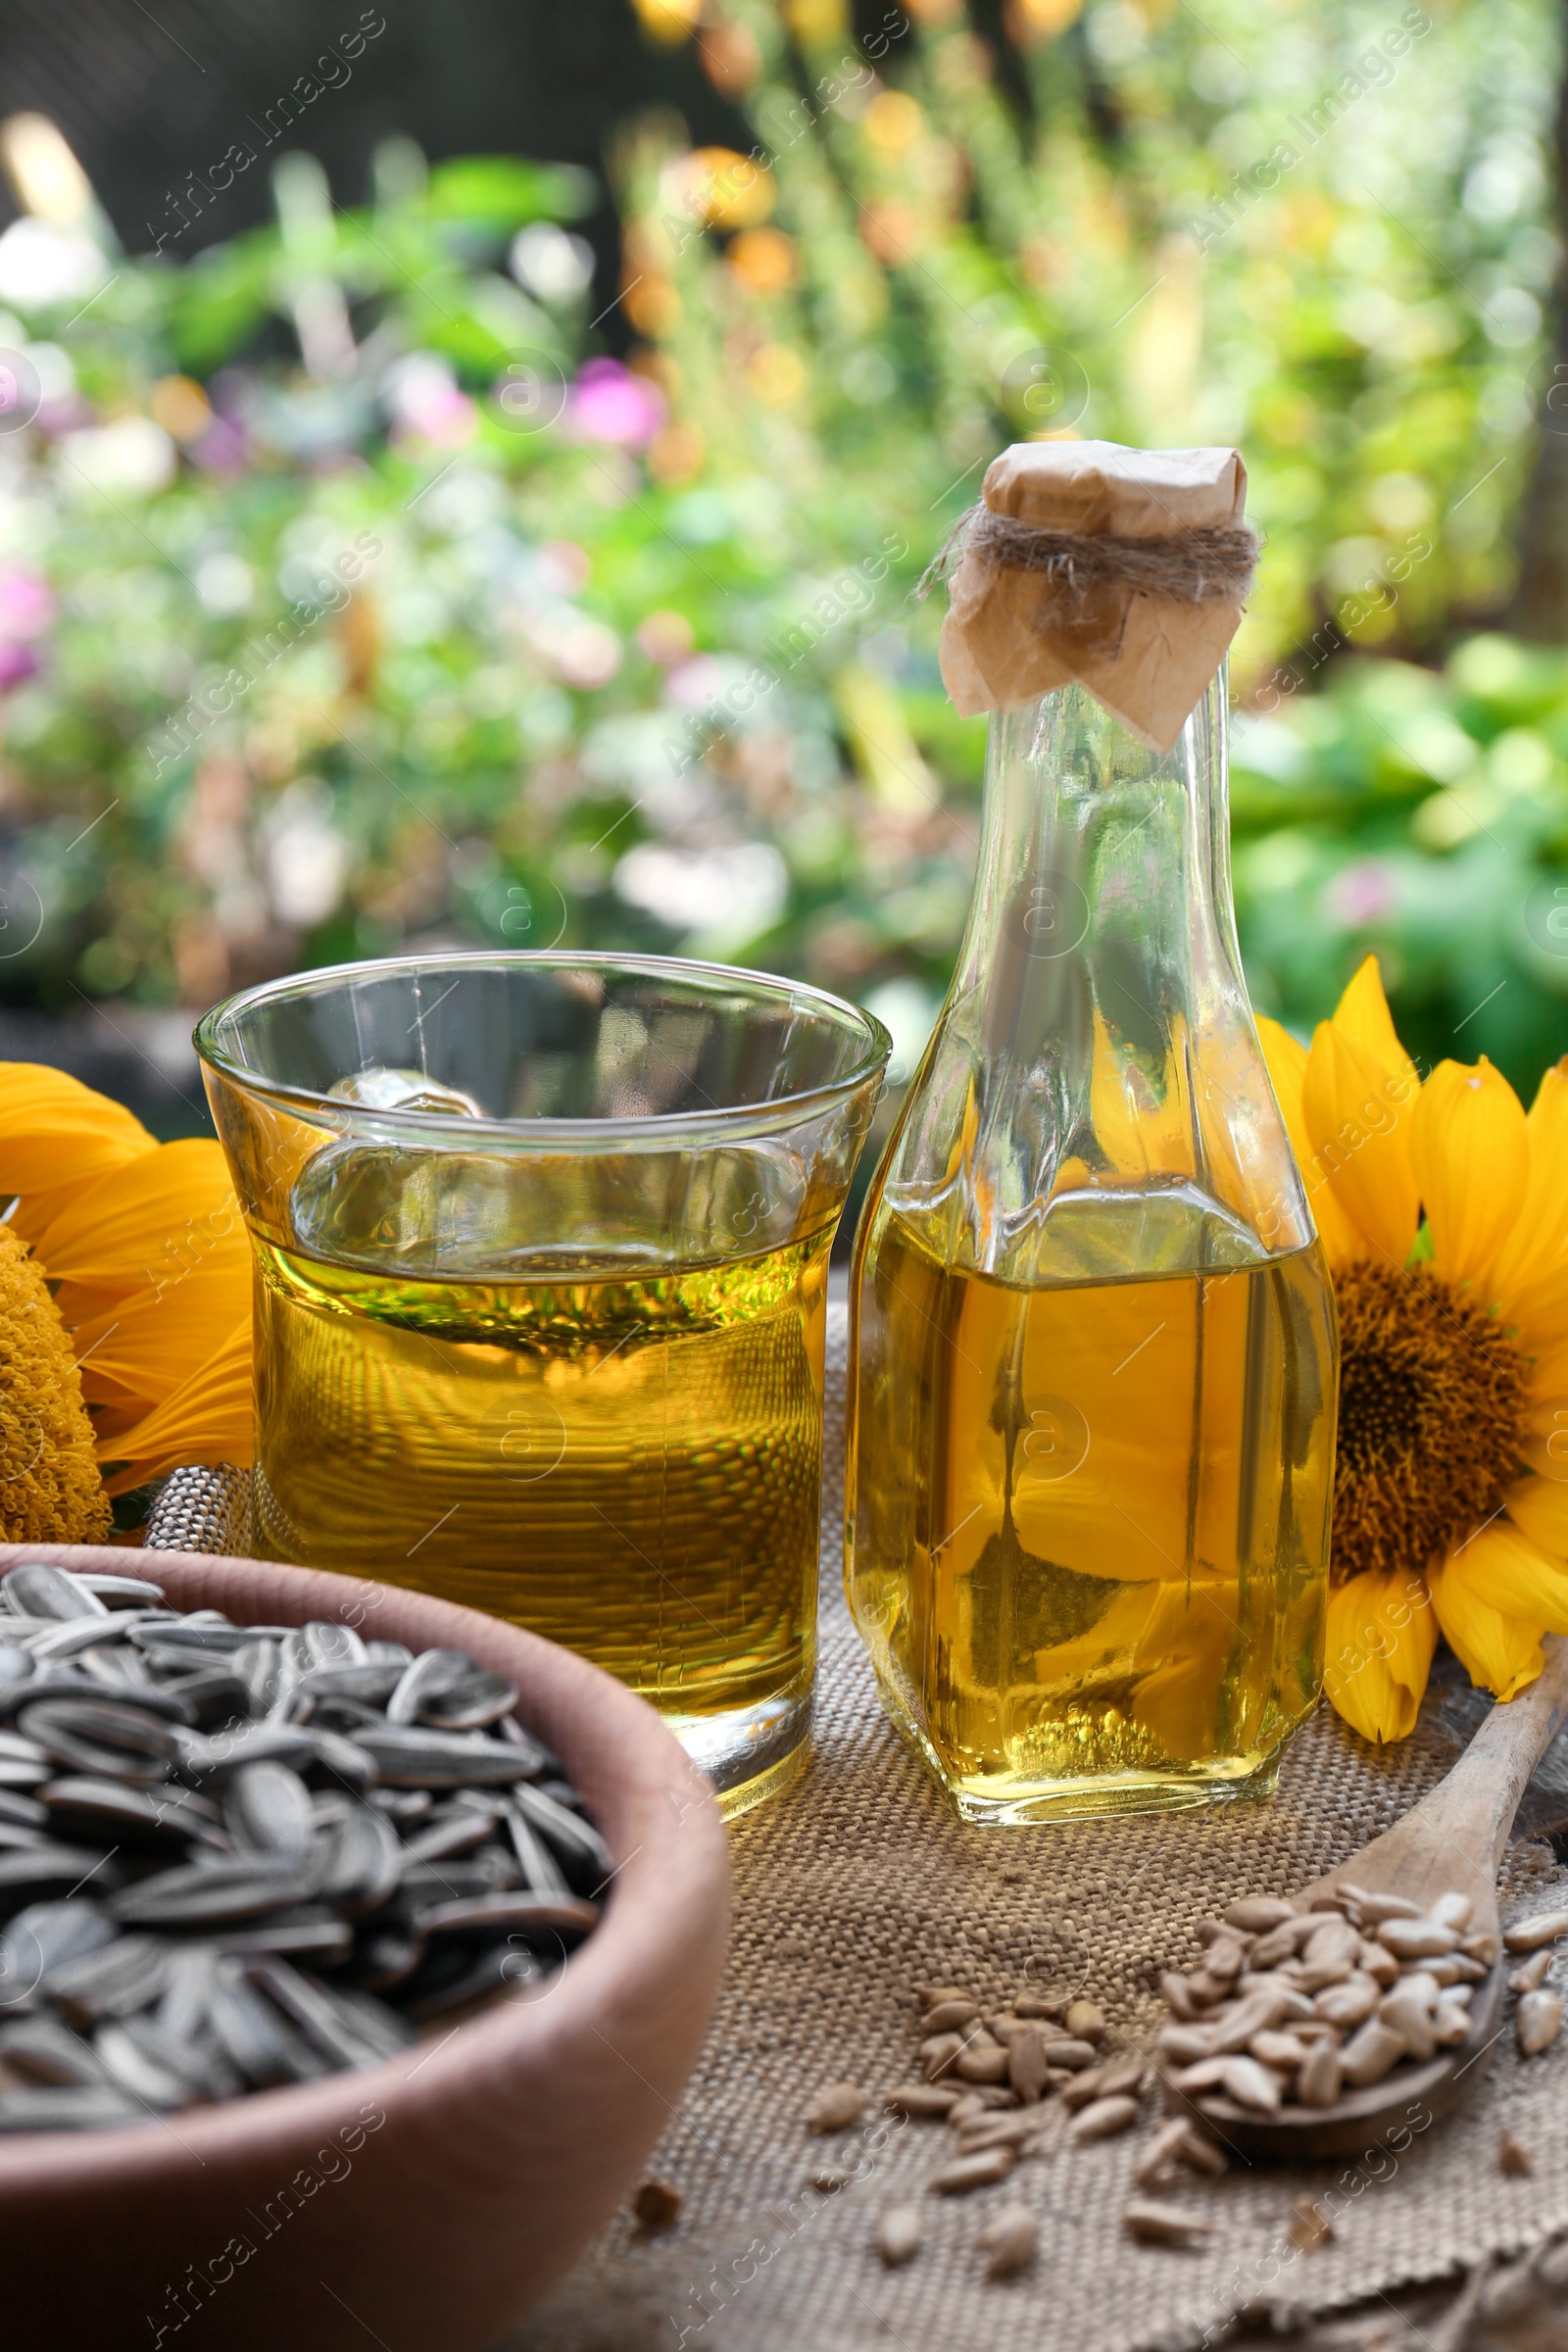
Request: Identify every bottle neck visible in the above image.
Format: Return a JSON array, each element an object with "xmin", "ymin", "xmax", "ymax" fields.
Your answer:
[
  {"xmin": 885, "ymin": 667, "xmax": 1313, "ymax": 1280},
  {"xmin": 954, "ymin": 670, "xmax": 1243, "ymax": 1044}
]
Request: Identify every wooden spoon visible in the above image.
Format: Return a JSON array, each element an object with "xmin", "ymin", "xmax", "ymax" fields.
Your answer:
[{"xmin": 1173, "ymin": 1634, "xmax": 1568, "ymax": 2160}]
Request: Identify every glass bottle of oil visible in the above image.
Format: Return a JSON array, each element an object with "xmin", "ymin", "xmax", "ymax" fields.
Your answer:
[{"xmin": 846, "ymin": 664, "xmax": 1338, "ymax": 1823}]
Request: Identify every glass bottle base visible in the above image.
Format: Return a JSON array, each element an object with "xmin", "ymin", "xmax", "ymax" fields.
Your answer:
[
  {"xmin": 875, "ymin": 1675, "xmax": 1289, "ymax": 1825},
  {"xmin": 666, "ymin": 1680, "xmax": 812, "ymax": 1822}
]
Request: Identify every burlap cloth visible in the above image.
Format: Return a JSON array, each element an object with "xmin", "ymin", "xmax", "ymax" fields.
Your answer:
[{"xmin": 149, "ymin": 1304, "xmax": 1568, "ymax": 2352}]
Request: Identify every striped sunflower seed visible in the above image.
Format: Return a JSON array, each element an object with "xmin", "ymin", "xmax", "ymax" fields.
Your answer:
[
  {"xmin": 2, "ymin": 1564, "xmax": 109, "ymax": 1623},
  {"xmin": 224, "ymin": 1760, "xmax": 316, "ymax": 1861},
  {"xmin": 386, "ymin": 1649, "xmax": 474, "ymax": 1726},
  {"xmin": 0, "ymin": 1584, "xmax": 605, "ymax": 2132},
  {"xmin": 0, "ymin": 2014, "xmax": 110, "ymax": 2087},
  {"xmin": 204, "ymin": 1961, "xmax": 327, "ymax": 2087},
  {"xmin": 350, "ymin": 1725, "xmax": 548, "ymax": 1787},
  {"xmin": 110, "ymin": 1858, "xmax": 318, "ymax": 1929},
  {"xmin": 44, "ymin": 1936, "xmax": 170, "ymax": 2024},
  {"xmin": 0, "ymin": 2084, "xmax": 143, "ymax": 2132}
]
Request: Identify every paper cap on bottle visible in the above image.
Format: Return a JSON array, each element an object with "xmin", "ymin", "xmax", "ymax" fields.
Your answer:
[{"xmin": 935, "ymin": 440, "xmax": 1258, "ymax": 755}]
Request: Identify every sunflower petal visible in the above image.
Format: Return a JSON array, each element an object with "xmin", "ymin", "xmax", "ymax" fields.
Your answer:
[
  {"xmin": 1256, "ymin": 1016, "xmax": 1307, "ymax": 1125},
  {"xmin": 97, "ymin": 1319, "xmax": 255, "ymax": 1493},
  {"xmin": 1322, "ymin": 1567, "xmax": 1437, "ymax": 1743},
  {"xmin": 1409, "ymin": 1058, "xmax": 1529, "ymax": 1295},
  {"xmin": 0, "ymin": 1062, "xmax": 155, "ymax": 1180},
  {"xmin": 1427, "ymin": 1523, "xmax": 1568, "ymax": 1698},
  {"xmin": 1492, "ymin": 1056, "xmax": 1568, "ymax": 1331},
  {"xmin": 1330, "ymin": 956, "xmax": 1415, "ymax": 1084},
  {"xmin": 1257, "ymin": 1016, "xmax": 1358, "ymax": 1267},
  {"xmin": 30, "ymin": 1141, "xmax": 244, "ymax": 1305},
  {"xmin": 1301, "ymin": 1021, "xmax": 1421, "ymax": 1266},
  {"xmin": 1443, "ymin": 1519, "xmax": 1568, "ymax": 1627},
  {"xmin": 1503, "ymin": 1473, "xmax": 1568, "ymax": 1559},
  {"xmin": 71, "ymin": 1266, "xmax": 252, "ymax": 1418},
  {"xmin": 1522, "ymin": 1368, "xmax": 1568, "ymax": 1485},
  {"xmin": 1090, "ymin": 1010, "xmax": 1195, "ymax": 1181}
]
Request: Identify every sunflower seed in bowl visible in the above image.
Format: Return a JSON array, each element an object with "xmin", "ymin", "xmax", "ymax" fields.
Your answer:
[{"xmin": 0, "ymin": 1559, "xmax": 607, "ymax": 2132}]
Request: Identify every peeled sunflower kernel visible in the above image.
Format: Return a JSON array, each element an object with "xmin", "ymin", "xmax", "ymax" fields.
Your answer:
[
  {"xmin": 980, "ymin": 2202, "xmax": 1038, "ymax": 2279},
  {"xmin": 1068, "ymin": 2092, "xmax": 1139, "ymax": 2142},
  {"xmin": 1039, "ymin": 2037, "xmax": 1098, "ymax": 2070},
  {"xmin": 1379, "ymin": 1978, "xmax": 1440, "ymax": 2053},
  {"xmin": 956, "ymin": 2042, "xmax": 1011, "ymax": 2085},
  {"xmin": 921, "ymin": 1998, "xmax": 977, "ymax": 2033},
  {"xmin": 884, "ymin": 2083, "xmax": 960, "ymax": 2119},
  {"xmin": 1377, "ymin": 1917, "xmax": 1459, "ymax": 1962},
  {"xmin": 1160, "ymin": 1970, "xmax": 1198, "ymax": 2019},
  {"xmin": 1133, "ymin": 2119, "xmax": 1191, "ymax": 2189},
  {"xmin": 1516, "ymin": 1989, "xmax": 1563, "ymax": 2057},
  {"xmin": 1314, "ymin": 1974, "xmax": 1380, "ymax": 2030},
  {"xmin": 1433, "ymin": 2001, "xmax": 1472, "ymax": 2048},
  {"xmin": 1178, "ymin": 2124, "xmax": 1228, "ymax": 2176},
  {"xmin": 1219, "ymin": 2056, "xmax": 1281, "ymax": 2112},
  {"xmin": 1123, "ymin": 2198, "xmax": 1213, "ymax": 2247},
  {"xmin": 1006, "ymin": 2027, "xmax": 1051, "ymax": 2103},
  {"xmin": 1502, "ymin": 1907, "xmax": 1568, "ymax": 1954},
  {"xmin": 1340, "ymin": 2020, "xmax": 1406, "ymax": 2086},
  {"xmin": 1286, "ymin": 2195, "xmax": 1335, "ymax": 2253},
  {"xmin": 1250, "ymin": 2030, "xmax": 1310, "ymax": 2071},
  {"xmin": 932, "ymin": 2146, "xmax": 1016, "ymax": 2194},
  {"xmin": 957, "ymin": 2113, "xmax": 1045, "ymax": 2157},
  {"xmin": 1296, "ymin": 2040, "xmax": 1344, "ymax": 2107},
  {"xmin": 1508, "ymin": 1949, "xmax": 1554, "ymax": 1995},
  {"xmin": 1302, "ymin": 1918, "xmax": 1359, "ymax": 1970},
  {"xmin": 921, "ymin": 2034, "xmax": 963, "ymax": 2081},
  {"xmin": 876, "ymin": 2205, "xmax": 922, "ymax": 2268},
  {"xmin": 1221, "ymin": 1897, "xmax": 1296, "ymax": 1933},
  {"xmin": 1341, "ymin": 1886, "xmax": 1420, "ymax": 1923},
  {"xmin": 805, "ymin": 2082, "xmax": 867, "ymax": 2132},
  {"xmin": 1155, "ymin": 2024, "xmax": 1212, "ymax": 2067},
  {"xmin": 1357, "ymin": 1939, "xmax": 1400, "ymax": 1988}
]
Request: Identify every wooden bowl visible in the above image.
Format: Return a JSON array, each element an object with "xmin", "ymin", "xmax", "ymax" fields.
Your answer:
[{"xmin": 0, "ymin": 1542, "xmax": 731, "ymax": 2352}]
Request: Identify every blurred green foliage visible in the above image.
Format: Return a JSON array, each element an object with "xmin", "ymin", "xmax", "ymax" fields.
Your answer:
[{"xmin": 0, "ymin": 0, "xmax": 1562, "ymax": 1096}]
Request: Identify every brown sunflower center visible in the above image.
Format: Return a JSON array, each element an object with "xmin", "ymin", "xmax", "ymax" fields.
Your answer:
[{"xmin": 1331, "ymin": 1259, "xmax": 1530, "ymax": 1585}]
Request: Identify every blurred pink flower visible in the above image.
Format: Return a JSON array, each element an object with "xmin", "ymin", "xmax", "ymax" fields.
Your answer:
[
  {"xmin": 1327, "ymin": 859, "xmax": 1396, "ymax": 926},
  {"xmin": 0, "ymin": 641, "xmax": 41, "ymax": 691},
  {"xmin": 387, "ymin": 355, "xmax": 478, "ymax": 450},
  {"xmin": 565, "ymin": 359, "xmax": 665, "ymax": 449},
  {"xmin": 0, "ymin": 567, "xmax": 56, "ymax": 641},
  {"xmin": 190, "ymin": 416, "xmax": 249, "ymax": 475},
  {"xmin": 666, "ymin": 654, "xmax": 725, "ymax": 710},
  {"xmin": 35, "ymin": 392, "xmax": 93, "ymax": 436}
]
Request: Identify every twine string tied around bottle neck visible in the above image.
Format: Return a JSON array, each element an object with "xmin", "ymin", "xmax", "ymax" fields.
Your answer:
[{"xmin": 915, "ymin": 505, "xmax": 1262, "ymax": 612}]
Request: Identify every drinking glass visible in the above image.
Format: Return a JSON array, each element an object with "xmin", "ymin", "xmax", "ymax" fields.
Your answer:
[{"xmin": 197, "ymin": 952, "xmax": 889, "ymax": 1815}]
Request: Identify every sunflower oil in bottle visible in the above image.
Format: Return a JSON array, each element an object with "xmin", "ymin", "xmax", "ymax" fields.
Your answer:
[
  {"xmin": 851, "ymin": 1201, "xmax": 1335, "ymax": 1819},
  {"xmin": 846, "ymin": 671, "xmax": 1339, "ymax": 1822}
]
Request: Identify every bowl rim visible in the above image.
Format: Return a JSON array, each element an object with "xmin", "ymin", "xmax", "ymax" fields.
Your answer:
[
  {"xmin": 192, "ymin": 949, "xmax": 893, "ymax": 1152},
  {"xmin": 0, "ymin": 1540, "xmax": 731, "ymax": 2190}
]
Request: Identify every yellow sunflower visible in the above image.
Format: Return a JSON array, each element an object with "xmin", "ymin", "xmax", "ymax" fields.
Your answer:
[
  {"xmin": 1258, "ymin": 959, "xmax": 1568, "ymax": 1743},
  {"xmin": 0, "ymin": 1062, "xmax": 252, "ymax": 1527}
]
